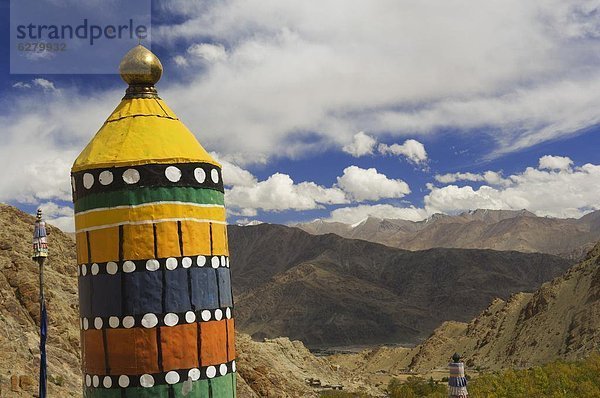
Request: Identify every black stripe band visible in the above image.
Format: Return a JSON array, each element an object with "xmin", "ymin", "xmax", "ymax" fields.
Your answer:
[
  {"xmin": 80, "ymin": 307, "xmax": 234, "ymax": 331},
  {"xmin": 84, "ymin": 360, "xmax": 236, "ymax": 389},
  {"xmin": 72, "ymin": 162, "xmax": 224, "ymax": 200},
  {"xmin": 78, "ymin": 255, "xmax": 230, "ymax": 277}
]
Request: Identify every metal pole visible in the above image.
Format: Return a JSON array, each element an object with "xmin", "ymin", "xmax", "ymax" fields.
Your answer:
[
  {"xmin": 33, "ymin": 209, "xmax": 48, "ymax": 398},
  {"xmin": 38, "ymin": 256, "xmax": 47, "ymax": 398}
]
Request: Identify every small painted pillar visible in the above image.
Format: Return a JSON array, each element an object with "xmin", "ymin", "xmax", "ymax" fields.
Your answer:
[{"xmin": 448, "ymin": 353, "xmax": 468, "ymax": 397}]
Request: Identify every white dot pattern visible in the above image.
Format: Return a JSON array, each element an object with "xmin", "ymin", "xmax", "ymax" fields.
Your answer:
[
  {"xmin": 194, "ymin": 168, "xmax": 206, "ymax": 183},
  {"xmin": 146, "ymin": 259, "xmax": 160, "ymax": 271},
  {"xmin": 164, "ymin": 313, "xmax": 179, "ymax": 327},
  {"xmin": 189, "ymin": 368, "xmax": 201, "ymax": 381},
  {"xmin": 140, "ymin": 374, "xmax": 154, "ymax": 388},
  {"xmin": 122, "ymin": 261, "xmax": 136, "ymax": 273},
  {"xmin": 118, "ymin": 375, "xmax": 130, "ymax": 388},
  {"xmin": 80, "ymin": 307, "xmax": 232, "ymax": 330},
  {"xmin": 73, "ymin": 163, "xmax": 224, "ymax": 202},
  {"xmin": 165, "ymin": 257, "xmax": 178, "ymax": 270},
  {"xmin": 165, "ymin": 166, "xmax": 182, "ymax": 182},
  {"xmin": 84, "ymin": 361, "xmax": 235, "ymax": 389},
  {"xmin": 206, "ymin": 366, "xmax": 217, "ymax": 379},
  {"xmin": 201, "ymin": 310, "xmax": 212, "ymax": 322},
  {"xmin": 122, "ymin": 168, "xmax": 140, "ymax": 184},
  {"xmin": 165, "ymin": 371, "xmax": 180, "ymax": 385},
  {"xmin": 99, "ymin": 170, "xmax": 113, "ymax": 186},
  {"xmin": 211, "ymin": 169, "xmax": 220, "ymax": 183},
  {"xmin": 141, "ymin": 313, "xmax": 158, "ymax": 328},
  {"xmin": 109, "ymin": 316, "xmax": 119, "ymax": 328},
  {"xmin": 185, "ymin": 311, "xmax": 196, "ymax": 323},
  {"xmin": 122, "ymin": 316, "xmax": 135, "ymax": 329},
  {"xmin": 78, "ymin": 255, "xmax": 229, "ymax": 277},
  {"xmin": 106, "ymin": 261, "xmax": 118, "ymax": 275},
  {"xmin": 83, "ymin": 173, "xmax": 94, "ymax": 189}
]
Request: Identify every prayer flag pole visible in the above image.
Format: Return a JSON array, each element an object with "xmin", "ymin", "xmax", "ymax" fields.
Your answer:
[{"xmin": 33, "ymin": 209, "xmax": 48, "ymax": 398}]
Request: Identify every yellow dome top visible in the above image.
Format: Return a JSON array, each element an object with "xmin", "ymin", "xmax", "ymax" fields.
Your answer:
[
  {"xmin": 73, "ymin": 45, "xmax": 218, "ymax": 172},
  {"xmin": 72, "ymin": 97, "xmax": 218, "ymax": 172}
]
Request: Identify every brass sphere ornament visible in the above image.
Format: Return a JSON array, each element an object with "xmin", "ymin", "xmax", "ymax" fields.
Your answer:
[{"xmin": 119, "ymin": 44, "xmax": 163, "ymax": 87}]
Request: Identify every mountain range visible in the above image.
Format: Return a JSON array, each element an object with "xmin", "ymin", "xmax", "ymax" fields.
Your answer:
[
  {"xmin": 297, "ymin": 209, "xmax": 600, "ymax": 259},
  {"xmin": 1, "ymin": 203, "xmax": 598, "ymax": 396},
  {"xmin": 229, "ymin": 223, "xmax": 572, "ymax": 347}
]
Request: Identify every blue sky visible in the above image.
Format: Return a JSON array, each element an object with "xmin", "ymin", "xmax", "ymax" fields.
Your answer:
[{"xmin": 1, "ymin": 0, "xmax": 599, "ymax": 231}]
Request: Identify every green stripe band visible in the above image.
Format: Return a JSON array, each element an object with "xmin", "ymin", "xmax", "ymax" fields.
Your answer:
[{"xmin": 75, "ymin": 186, "xmax": 225, "ymax": 213}]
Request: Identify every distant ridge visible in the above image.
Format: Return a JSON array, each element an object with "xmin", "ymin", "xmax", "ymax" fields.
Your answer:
[{"xmin": 297, "ymin": 209, "xmax": 600, "ymax": 259}]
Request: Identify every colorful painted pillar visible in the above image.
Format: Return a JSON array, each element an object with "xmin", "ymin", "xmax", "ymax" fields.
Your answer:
[
  {"xmin": 72, "ymin": 45, "xmax": 236, "ymax": 397},
  {"xmin": 448, "ymin": 353, "xmax": 468, "ymax": 397}
]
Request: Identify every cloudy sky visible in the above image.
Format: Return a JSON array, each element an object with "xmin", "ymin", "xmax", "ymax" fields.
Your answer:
[{"xmin": 1, "ymin": 0, "xmax": 599, "ymax": 232}]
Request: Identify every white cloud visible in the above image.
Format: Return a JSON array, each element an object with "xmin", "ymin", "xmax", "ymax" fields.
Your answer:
[
  {"xmin": 336, "ymin": 166, "xmax": 410, "ymax": 201},
  {"xmin": 173, "ymin": 55, "xmax": 189, "ymax": 67},
  {"xmin": 343, "ymin": 133, "xmax": 429, "ymax": 165},
  {"xmin": 224, "ymin": 164, "xmax": 411, "ymax": 215},
  {"xmin": 426, "ymin": 157, "xmax": 600, "ymax": 218},
  {"xmin": 378, "ymin": 139, "xmax": 428, "ymax": 164},
  {"xmin": 211, "ymin": 153, "xmax": 257, "ymax": 187},
  {"xmin": 0, "ymin": 87, "xmax": 116, "ymax": 205},
  {"xmin": 174, "ymin": 43, "xmax": 228, "ymax": 67},
  {"xmin": 38, "ymin": 202, "xmax": 75, "ymax": 232},
  {"xmin": 13, "ymin": 82, "xmax": 31, "ymax": 89},
  {"xmin": 435, "ymin": 170, "xmax": 509, "ymax": 186},
  {"xmin": 342, "ymin": 131, "xmax": 377, "ymax": 157},
  {"xmin": 12, "ymin": 79, "xmax": 58, "ymax": 92},
  {"xmin": 327, "ymin": 204, "xmax": 428, "ymax": 224},
  {"xmin": 187, "ymin": 43, "xmax": 227, "ymax": 62},
  {"xmin": 152, "ymin": 0, "xmax": 600, "ymax": 159},
  {"xmin": 539, "ymin": 155, "xmax": 573, "ymax": 171},
  {"xmin": 32, "ymin": 78, "xmax": 57, "ymax": 92},
  {"xmin": 225, "ymin": 172, "xmax": 348, "ymax": 213}
]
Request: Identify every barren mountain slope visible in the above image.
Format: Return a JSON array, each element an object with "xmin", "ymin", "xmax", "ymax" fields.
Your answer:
[{"xmin": 229, "ymin": 223, "xmax": 572, "ymax": 347}]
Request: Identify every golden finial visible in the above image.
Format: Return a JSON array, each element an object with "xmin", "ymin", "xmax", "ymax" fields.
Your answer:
[{"xmin": 119, "ymin": 44, "xmax": 163, "ymax": 99}]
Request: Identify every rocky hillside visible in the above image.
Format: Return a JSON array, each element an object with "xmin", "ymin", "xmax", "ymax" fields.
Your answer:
[
  {"xmin": 341, "ymin": 242, "xmax": 600, "ymax": 378},
  {"xmin": 407, "ymin": 241, "xmax": 600, "ymax": 372},
  {"xmin": 0, "ymin": 204, "xmax": 80, "ymax": 396},
  {"xmin": 0, "ymin": 204, "xmax": 375, "ymax": 397},
  {"xmin": 298, "ymin": 209, "xmax": 600, "ymax": 259},
  {"xmin": 229, "ymin": 224, "xmax": 572, "ymax": 347}
]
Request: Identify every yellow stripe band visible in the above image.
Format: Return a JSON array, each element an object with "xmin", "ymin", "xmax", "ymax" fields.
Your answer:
[{"xmin": 75, "ymin": 203, "xmax": 226, "ymax": 232}]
